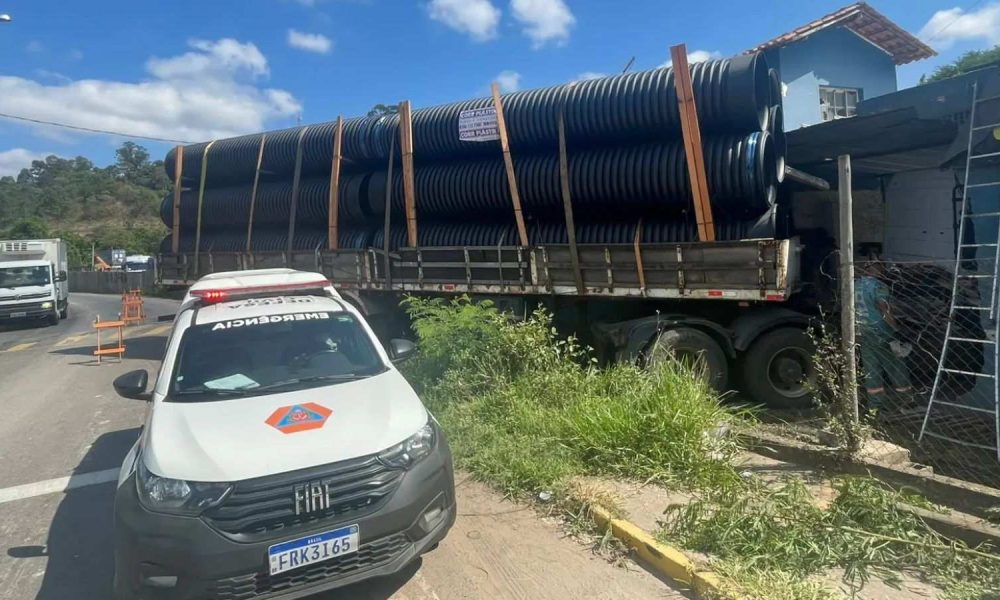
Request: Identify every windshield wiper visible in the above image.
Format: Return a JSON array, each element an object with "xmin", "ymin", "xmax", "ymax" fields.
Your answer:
[
  {"xmin": 173, "ymin": 386, "xmax": 257, "ymax": 397},
  {"xmin": 251, "ymin": 374, "xmax": 365, "ymax": 392}
]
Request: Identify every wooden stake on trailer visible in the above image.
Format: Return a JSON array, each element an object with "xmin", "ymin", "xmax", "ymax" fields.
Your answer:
[
  {"xmin": 327, "ymin": 116, "xmax": 344, "ymax": 250},
  {"xmin": 193, "ymin": 141, "xmax": 215, "ymax": 274},
  {"xmin": 383, "ymin": 137, "xmax": 397, "ymax": 290},
  {"xmin": 246, "ymin": 134, "xmax": 266, "ymax": 252},
  {"xmin": 491, "ymin": 82, "xmax": 529, "ymax": 247},
  {"xmin": 398, "ymin": 100, "xmax": 418, "ymax": 247},
  {"xmin": 287, "ymin": 126, "xmax": 310, "ymax": 256},
  {"xmin": 557, "ymin": 108, "xmax": 585, "ymax": 295},
  {"xmin": 170, "ymin": 145, "xmax": 184, "ymax": 254},
  {"xmin": 670, "ymin": 44, "xmax": 715, "ymax": 242},
  {"xmin": 633, "ymin": 219, "xmax": 647, "ymax": 295}
]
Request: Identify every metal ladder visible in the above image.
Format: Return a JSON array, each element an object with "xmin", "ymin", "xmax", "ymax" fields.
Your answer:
[{"xmin": 919, "ymin": 81, "xmax": 1000, "ymax": 460}]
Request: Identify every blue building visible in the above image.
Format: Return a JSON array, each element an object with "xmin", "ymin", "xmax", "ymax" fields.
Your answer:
[{"xmin": 747, "ymin": 2, "xmax": 935, "ymax": 129}]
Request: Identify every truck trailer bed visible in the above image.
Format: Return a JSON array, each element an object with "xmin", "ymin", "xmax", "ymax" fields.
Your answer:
[{"xmin": 159, "ymin": 238, "xmax": 800, "ymax": 303}]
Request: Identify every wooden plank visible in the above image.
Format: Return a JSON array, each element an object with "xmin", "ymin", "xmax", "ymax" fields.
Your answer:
[
  {"xmin": 491, "ymin": 83, "xmax": 529, "ymax": 247},
  {"xmin": 670, "ymin": 44, "xmax": 715, "ymax": 242},
  {"xmin": 287, "ymin": 127, "xmax": 310, "ymax": 255},
  {"xmin": 384, "ymin": 137, "xmax": 396, "ymax": 289},
  {"xmin": 170, "ymin": 145, "xmax": 184, "ymax": 254},
  {"xmin": 327, "ymin": 116, "xmax": 344, "ymax": 250},
  {"xmin": 633, "ymin": 220, "xmax": 647, "ymax": 294},
  {"xmin": 193, "ymin": 140, "xmax": 216, "ymax": 273},
  {"xmin": 557, "ymin": 109, "xmax": 585, "ymax": 294},
  {"xmin": 246, "ymin": 134, "xmax": 266, "ymax": 252},
  {"xmin": 399, "ymin": 100, "xmax": 418, "ymax": 247}
]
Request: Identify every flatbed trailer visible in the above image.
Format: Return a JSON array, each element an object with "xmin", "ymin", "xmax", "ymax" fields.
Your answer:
[{"xmin": 159, "ymin": 236, "xmax": 814, "ymax": 408}]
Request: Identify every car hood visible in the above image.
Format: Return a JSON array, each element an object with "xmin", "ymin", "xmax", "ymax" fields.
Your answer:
[{"xmin": 144, "ymin": 369, "xmax": 428, "ymax": 482}]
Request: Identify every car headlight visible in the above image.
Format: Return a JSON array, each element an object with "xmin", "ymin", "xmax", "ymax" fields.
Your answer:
[
  {"xmin": 40, "ymin": 301, "xmax": 53, "ymax": 309},
  {"xmin": 378, "ymin": 422, "xmax": 436, "ymax": 469},
  {"xmin": 136, "ymin": 457, "xmax": 232, "ymax": 515}
]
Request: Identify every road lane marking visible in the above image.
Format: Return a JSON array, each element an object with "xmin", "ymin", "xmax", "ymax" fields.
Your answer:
[
  {"xmin": 1, "ymin": 342, "xmax": 37, "ymax": 353},
  {"xmin": 56, "ymin": 333, "xmax": 91, "ymax": 347},
  {"xmin": 0, "ymin": 468, "xmax": 119, "ymax": 504},
  {"xmin": 141, "ymin": 324, "xmax": 172, "ymax": 336}
]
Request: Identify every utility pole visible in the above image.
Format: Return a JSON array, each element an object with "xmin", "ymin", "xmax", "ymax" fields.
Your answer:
[{"xmin": 838, "ymin": 154, "xmax": 859, "ymax": 425}]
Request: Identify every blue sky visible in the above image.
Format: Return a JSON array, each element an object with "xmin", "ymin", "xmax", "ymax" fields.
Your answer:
[{"xmin": 0, "ymin": 0, "xmax": 997, "ymax": 176}]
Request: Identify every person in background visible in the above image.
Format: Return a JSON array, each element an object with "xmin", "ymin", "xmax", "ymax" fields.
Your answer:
[{"xmin": 855, "ymin": 257, "xmax": 912, "ymax": 411}]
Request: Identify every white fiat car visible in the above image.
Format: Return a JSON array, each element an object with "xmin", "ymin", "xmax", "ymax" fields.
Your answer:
[{"xmin": 112, "ymin": 269, "xmax": 455, "ymax": 599}]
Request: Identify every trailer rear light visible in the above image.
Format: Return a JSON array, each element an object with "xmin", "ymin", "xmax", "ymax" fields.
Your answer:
[{"xmin": 190, "ymin": 279, "xmax": 331, "ymax": 305}]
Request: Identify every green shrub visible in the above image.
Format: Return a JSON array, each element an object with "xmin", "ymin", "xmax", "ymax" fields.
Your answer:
[{"xmin": 402, "ymin": 296, "xmax": 738, "ymax": 495}]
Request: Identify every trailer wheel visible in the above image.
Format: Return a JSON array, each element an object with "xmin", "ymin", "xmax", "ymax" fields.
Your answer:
[
  {"xmin": 647, "ymin": 327, "xmax": 729, "ymax": 392},
  {"xmin": 742, "ymin": 327, "xmax": 815, "ymax": 408}
]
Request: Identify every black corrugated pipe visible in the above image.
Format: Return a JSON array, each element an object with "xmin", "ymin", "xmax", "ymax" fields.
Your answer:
[
  {"xmin": 369, "ymin": 132, "xmax": 776, "ymax": 220},
  {"xmin": 161, "ymin": 133, "xmax": 776, "ymax": 231},
  {"xmin": 768, "ymin": 104, "xmax": 786, "ymax": 183},
  {"xmin": 160, "ymin": 227, "xmax": 375, "ymax": 254},
  {"xmin": 768, "ymin": 69, "xmax": 781, "ymax": 110},
  {"xmin": 159, "ymin": 173, "xmax": 375, "ymax": 229},
  {"xmin": 165, "ymin": 54, "xmax": 771, "ymax": 185}
]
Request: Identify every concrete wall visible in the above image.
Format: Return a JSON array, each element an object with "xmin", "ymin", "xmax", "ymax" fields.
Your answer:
[
  {"xmin": 777, "ymin": 26, "xmax": 898, "ymax": 129},
  {"xmin": 69, "ymin": 271, "xmax": 155, "ymax": 295}
]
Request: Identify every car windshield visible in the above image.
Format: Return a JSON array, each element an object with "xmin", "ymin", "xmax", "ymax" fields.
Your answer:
[
  {"xmin": 168, "ymin": 310, "xmax": 386, "ymax": 402},
  {"xmin": 0, "ymin": 265, "xmax": 51, "ymax": 288}
]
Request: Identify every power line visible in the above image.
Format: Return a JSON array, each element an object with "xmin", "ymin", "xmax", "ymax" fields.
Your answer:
[
  {"xmin": 0, "ymin": 111, "xmax": 193, "ymax": 144},
  {"xmin": 923, "ymin": 0, "xmax": 985, "ymax": 43}
]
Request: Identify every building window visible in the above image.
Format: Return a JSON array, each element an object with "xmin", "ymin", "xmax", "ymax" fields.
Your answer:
[{"xmin": 819, "ymin": 86, "xmax": 861, "ymax": 121}]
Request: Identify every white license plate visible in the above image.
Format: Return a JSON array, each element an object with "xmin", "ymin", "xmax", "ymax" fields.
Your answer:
[
  {"xmin": 10, "ymin": 312, "xmax": 26, "ymax": 318},
  {"xmin": 267, "ymin": 524, "xmax": 359, "ymax": 575}
]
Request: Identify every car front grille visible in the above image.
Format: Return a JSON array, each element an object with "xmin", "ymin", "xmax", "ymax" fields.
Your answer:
[
  {"xmin": 211, "ymin": 533, "xmax": 410, "ymax": 600},
  {"xmin": 203, "ymin": 455, "xmax": 403, "ymax": 541}
]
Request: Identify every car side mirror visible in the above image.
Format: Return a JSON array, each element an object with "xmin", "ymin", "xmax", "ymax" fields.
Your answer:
[
  {"xmin": 114, "ymin": 369, "xmax": 150, "ymax": 401},
  {"xmin": 389, "ymin": 339, "xmax": 417, "ymax": 363},
  {"xmin": 56, "ymin": 270, "xmax": 67, "ymax": 282}
]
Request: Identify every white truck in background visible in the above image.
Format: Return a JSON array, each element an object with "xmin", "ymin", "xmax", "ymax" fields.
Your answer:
[{"xmin": 0, "ymin": 239, "xmax": 69, "ymax": 326}]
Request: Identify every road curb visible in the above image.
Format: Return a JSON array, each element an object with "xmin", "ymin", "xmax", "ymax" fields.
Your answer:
[{"xmin": 588, "ymin": 504, "xmax": 732, "ymax": 599}]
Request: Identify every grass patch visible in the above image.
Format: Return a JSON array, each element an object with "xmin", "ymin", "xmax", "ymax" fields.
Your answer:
[
  {"xmin": 403, "ymin": 296, "xmax": 1000, "ymax": 599},
  {"xmin": 659, "ymin": 476, "xmax": 1000, "ymax": 599},
  {"xmin": 402, "ymin": 296, "xmax": 739, "ymax": 497}
]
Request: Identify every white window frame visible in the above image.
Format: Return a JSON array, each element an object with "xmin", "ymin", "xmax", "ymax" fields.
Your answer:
[{"xmin": 819, "ymin": 86, "xmax": 861, "ymax": 121}]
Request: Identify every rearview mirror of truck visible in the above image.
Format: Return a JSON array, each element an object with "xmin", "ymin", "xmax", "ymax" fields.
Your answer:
[{"xmin": 56, "ymin": 270, "xmax": 67, "ymax": 282}]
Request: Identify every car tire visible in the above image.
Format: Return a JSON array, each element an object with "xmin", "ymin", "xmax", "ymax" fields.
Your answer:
[
  {"xmin": 646, "ymin": 327, "xmax": 729, "ymax": 392},
  {"xmin": 47, "ymin": 310, "xmax": 59, "ymax": 326},
  {"xmin": 742, "ymin": 327, "xmax": 815, "ymax": 409},
  {"xmin": 59, "ymin": 305, "xmax": 68, "ymax": 319}
]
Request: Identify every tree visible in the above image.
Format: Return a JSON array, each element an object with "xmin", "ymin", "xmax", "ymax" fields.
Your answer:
[
  {"xmin": 922, "ymin": 45, "xmax": 1000, "ymax": 83},
  {"xmin": 3, "ymin": 218, "xmax": 50, "ymax": 239},
  {"xmin": 367, "ymin": 103, "xmax": 399, "ymax": 117}
]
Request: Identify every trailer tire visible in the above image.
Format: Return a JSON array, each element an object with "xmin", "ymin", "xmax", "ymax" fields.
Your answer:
[
  {"xmin": 647, "ymin": 327, "xmax": 729, "ymax": 392},
  {"xmin": 742, "ymin": 327, "xmax": 815, "ymax": 408}
]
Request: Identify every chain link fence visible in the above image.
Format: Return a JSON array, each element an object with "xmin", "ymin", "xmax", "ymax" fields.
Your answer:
[{"xmin": 853, "ymin": 257, "xmax": 1000, "ymax": 490}]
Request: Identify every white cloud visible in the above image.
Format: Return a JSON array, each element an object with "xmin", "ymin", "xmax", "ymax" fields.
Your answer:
[
  {"xmin": 427, "ymin": 0, "xmax": 501, "ymax": 42},
  {"xmin": 510, "ymin": 0, "xmax": 575, "ymax": 48},
  {"xmin": 919, "ymin": 2, "xmax": 1000, "ymax": 49},
  {"xmin": 495, "ymin": 70, "xmax": 522, "ymax": 92},
  {"xmin": 287, "ymin": 29, "xmax": 333, "ymax": 54},
  {"xmin": 661, "ymin": 49, "xmax": 722, "ymax": 68},
  {"xmin": 0, "ymin": 149, "xmax": 55, "ymax": 177},
  {"xmin": 34, "ymin": 69, "xmax": 72, "ymax": 84},
  {"xmin": 0, "ymin": 38, "xmax": 302, "ymax": 144},
  {"xmin": 575, "ymin": 71, "xmax": 605, "ymax": 81}
]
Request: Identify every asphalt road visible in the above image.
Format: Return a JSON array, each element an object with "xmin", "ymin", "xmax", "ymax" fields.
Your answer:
[{"xmin": 0, "ymin": 293, "xmax": 682, "ymax": 600}]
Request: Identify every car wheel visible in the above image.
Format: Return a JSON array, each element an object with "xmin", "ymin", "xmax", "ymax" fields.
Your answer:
[
  {"xmin": 646, "ymin": 327, "xmax": 729, "ymax": 392},
  {"xmin": 59, "ymin": 305, "xmax": 68, "ymax": 319},
  {"xmin": 47, "ymin": 310, "xmax": 60, "ymax": 326},
  {"xmin": 742, "ymin": 327, "xmax": 816, "ymax": 409}
]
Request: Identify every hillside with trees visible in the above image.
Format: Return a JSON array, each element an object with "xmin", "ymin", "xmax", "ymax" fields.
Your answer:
[{"xmin": 0, "ymin": 142, "xmax": 169, "ymax": 268}]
